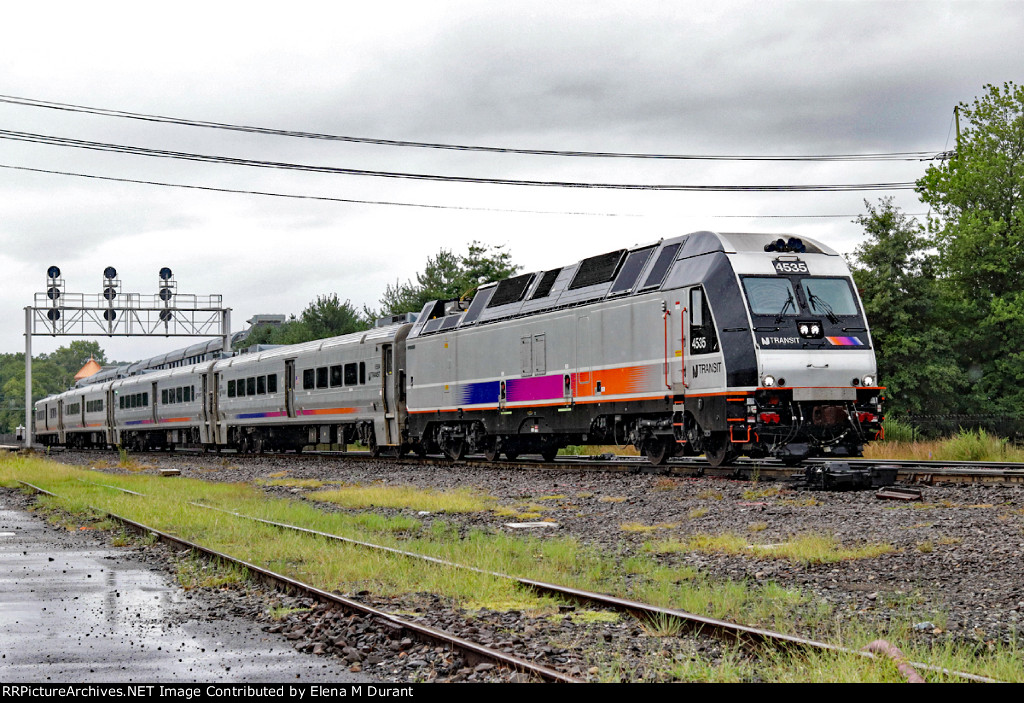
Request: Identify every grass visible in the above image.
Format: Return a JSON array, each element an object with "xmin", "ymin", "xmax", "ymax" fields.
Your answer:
[
  {"xmin": 647, "ymin": 533, "xmax": 896, "ymax": 565},
  {"xmin": 257, "ymin": 478, "xmax": 333, "ymax": 489},
  {"xmin": 176, "ymin": 555, "xmax": 249, "ymax": 590},
  {"xmin": 865, "ymin": 425, "xmax": 1024, "ymax": 463},
  {"xmin": 309, "ymin": 483, "xmax": 495, "ymax": 513}
]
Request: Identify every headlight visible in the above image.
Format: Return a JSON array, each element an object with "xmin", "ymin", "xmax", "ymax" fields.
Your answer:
[
  {"xmin": 762, "ymin": 375, "xmax": 776, "ymax": 387},
  {"xmin": 863, "ymin": 374, "xmax": 876, "ymax": 387}
]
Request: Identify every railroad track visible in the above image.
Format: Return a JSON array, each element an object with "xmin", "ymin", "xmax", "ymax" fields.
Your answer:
[
  {"xmin": 19, "ymin": 479, "xmax": 577, "ymax": 683},
  {"xmin": 21, "ymin": 477, "xmax": 998, "ymax": 683},
  {"xmin": 35, "ymin": 444, "xmax": 1024, "ymax": 484}
]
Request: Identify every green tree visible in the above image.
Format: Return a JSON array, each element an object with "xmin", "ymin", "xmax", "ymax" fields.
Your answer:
[
  {"xmin": 0, "ymin": 342, "xmax": 109, "ymax": 432},
  {"xmin": 378, "ymin": 241, "xmax": 520, "ymax": 316},
  {"xmin": 917, "ymin": 82, "xmax": 1024, "ymax": 412},
  {"xmin": 851, "ymin": 198, "xmax": 962, "ymax": 416},
  {"xmin": 299, "ymin": 294, "xmax": 370, "ymax": 339}
]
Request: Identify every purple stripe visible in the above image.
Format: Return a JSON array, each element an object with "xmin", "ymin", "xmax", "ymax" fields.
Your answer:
[{"xmin": 506, "ymin": 375, "xmax": 563, "ymax": 402}]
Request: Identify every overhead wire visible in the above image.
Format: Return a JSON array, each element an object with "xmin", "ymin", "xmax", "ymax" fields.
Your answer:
[
  {"xmin": 0, "ymin": 161, "xmax": 922, "ymax": 219},
  {"xmin": 0, "ymin": 163, "xmax": 632, "ymax": 217},
  {"xmin": 0, "ymin": 129, "xmax": 918, "ymax": 192},
  {"xmin": 0, "ymin": 93, "xmax": 945, "ymax": 162}
]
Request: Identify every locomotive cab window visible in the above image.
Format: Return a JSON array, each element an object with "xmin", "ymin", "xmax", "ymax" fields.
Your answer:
[
  {"xmin": 689, "ymin": 287, "xmax": 720, "ymax": 355},
  {"xmin": 800, "ymin": 278, "xmax": 858, "ymax": 317},
  {"xmin": 742, "ymin": 277, "xmax": 799, "ymax": 317}
]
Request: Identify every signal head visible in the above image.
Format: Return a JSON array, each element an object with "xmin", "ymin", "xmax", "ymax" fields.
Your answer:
[
  {"xmin": 47, "ymin": 265, "xmax": 61, "ymax": 280},
  {"xmin": 103, "ymin": 266, "xmax": 117, "ymax": 281},
  {"xmin": 159, "ymin": 267, "xmax": 173, "ymax": 281}
]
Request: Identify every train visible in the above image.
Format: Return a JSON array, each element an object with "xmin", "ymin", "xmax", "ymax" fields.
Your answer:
[{"xmin": 34, "ymin": 231, "xmax": 883, "ymax": 467}]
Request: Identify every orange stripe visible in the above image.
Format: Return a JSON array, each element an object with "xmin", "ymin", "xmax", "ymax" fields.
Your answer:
[{"xmin": 299, "ymin": 407, "xmax": 358, "ymax": 416}]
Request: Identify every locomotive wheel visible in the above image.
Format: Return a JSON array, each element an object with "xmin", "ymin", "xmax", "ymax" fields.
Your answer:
[
  {"xmin": 540, "ymin": 446, "xmax": 558, "ymax": 462},
  {"xmin": 483, "ymin": 442, "xmax": 501, "ymax": 462},
  {"xmin": 705, "ymin": 434, "xmax": 738, "ymax": 468},
  {"xmin": 644, "ymin": 437, "xmax": 673, "ymax": 466},
  {"xmin": 504, "ymin": 451, "xmax": 519, "ymax": 461},
  {"xmin": 444, "ymin": 439, "xmax": 466, "ymax": 461}
]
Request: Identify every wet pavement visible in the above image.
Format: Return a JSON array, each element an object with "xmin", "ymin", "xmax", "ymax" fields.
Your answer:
[{"xmin": 0, "ymin": 498, "xmax": 375, "ymax": 683}]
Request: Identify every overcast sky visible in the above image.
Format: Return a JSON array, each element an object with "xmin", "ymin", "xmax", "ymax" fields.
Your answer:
[{"xmin": 1, "ymin": 0, "xmax": 1021, "ymax": 363}]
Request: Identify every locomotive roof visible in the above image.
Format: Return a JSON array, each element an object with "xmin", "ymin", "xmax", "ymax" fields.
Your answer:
[{"xmin": 409, "ymin": 230, "xmax": 839, "ymax": 338}]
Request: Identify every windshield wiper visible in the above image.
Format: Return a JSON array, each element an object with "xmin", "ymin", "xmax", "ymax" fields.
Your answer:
[
  {"xmin": 805, "ymin": 286, "xmax": 839, "ymax": 324},
  {"xmin": 774, "ymin": 290, "xmax": 796, "ymax": 323}
]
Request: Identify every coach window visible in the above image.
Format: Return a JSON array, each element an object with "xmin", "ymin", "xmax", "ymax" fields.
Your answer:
[
  {"xmin": 143, "ymin": 392, "xmax": 149, "ymax": 406},
  {"xmin": 237, "ymin": 379, "xmax": 246, "ymax": 397},
  {"xmin": 344, "ymin": 363, "xmax": 358, "ymax": 386},
  {"xmin": 303, "ymin": 369, "xmax": 315, "ymax": 390},
  {"xmin": 689, "ymin": 287, "xmax": 720, "ymax": 355},
  {"xmin": 359, "ymin": 362, "xmax": 366, "ymax": 385},
  {"xmin": 316, "ymin": 367, "xmax": 328, "ymax": 389},
  {"xmin": 162, "ymin": 389, "xmax": 169, "ymax": 404},
  {"xmin": 228, "ymin": 380, "xmax": 236, "ymax": 397},
  {"xmin": 330, "ymin": 365, "xmax": 343, "ymax": 387},
  {"xmin": 257, "ymin": 376, "xmax": 266, "ymax": 394},
  {"xmin": 247, "ymin": 377, "xmax": 256, "ymax": 395},
  {"xmin": 175, "ymin": 387, "xmax": 183, "ymax": 403},
  {"xmin": 268, "ymin": 374, "xmax": 278, "ymax": 393}
]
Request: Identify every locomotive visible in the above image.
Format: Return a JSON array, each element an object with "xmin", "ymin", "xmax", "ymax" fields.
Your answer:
[{"xmin": 34, "ymin": 231, "xmax": 882, "ymax": 466}]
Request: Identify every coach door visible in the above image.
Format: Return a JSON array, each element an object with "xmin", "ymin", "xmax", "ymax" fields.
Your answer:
[
  {"xmin": 285, "ymin": 360, "xmax": 296, "ymax": 418},
  {"xmin": 106, "ymin": 388, "xmax": 117, "ymax": 445},
  {"xmin": 201, "ymin": 373, "xmax": 212, "ymax": 444},
  {"xmin": 379, "ymin": 344, "xmax": 397, "ymax": 446}
]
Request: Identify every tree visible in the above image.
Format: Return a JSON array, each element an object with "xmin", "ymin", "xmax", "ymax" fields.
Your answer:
[
  {"xmin": 851, "ymin": 198, "xmax": 963, "ymax": 415},
  {"xmin": 0, "ymin": 342, "xmax": 110, "ymax": 432},
  {"xmin": 917, "ymin": 82, "xmax": 1024, "ymax": 412},
  {"xmin": 299, "ymin": 294, "xmax": 369, "ymax": 339},
  {"xmin": 378, "ymin": 241, "xmax": 520, "ymax": 316}
]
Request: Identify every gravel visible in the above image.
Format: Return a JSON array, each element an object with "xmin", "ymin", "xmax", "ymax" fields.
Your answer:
[{"xmin": 31, "ymin": 449, "xmax": 1024, "ymax": 680}]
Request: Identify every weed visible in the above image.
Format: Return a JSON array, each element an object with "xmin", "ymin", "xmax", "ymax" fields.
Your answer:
[
  {"xmin": 916, "ymin": 541, "xmax": 934, "ymax": 553},
  {"xmin": 268, "ymin": 606, "xmax": 310, "ymax": 620},
  {"xmin": 778, "ymin": 497, "xmax": 821, "ymax": 507},
  {"xmin": 257, "ymin": 478, "xmax": 330, "ymax": 489},
  {"xmin": 598, "ymin": 496, "xmax": 627, "ymax": 503},
  {"xmin": 310, "ymin": 484, "xmax": 494, "ymax": 513},
  {"xmin": 743, "ymin": 486, "xmax": 782, "ymax": 500},
  {"xmin": 687, "ymin": 506, "xmax": 709, "ymax": 519},
  {"xmin": 621, "ymin": 521, "xmax": 678, "ymax": 533},
  {"xmin": 696, "ymin": 489, "xmax": 723, "ymax": 500},
  {"xmin": 176, "ymin": 556, "xmax": 248, "ymax": 590},
  {"xmin": 640, "ymin": 612, "xmax": 684, "ymax": 637},
  {"xmin": 648, "ymin": 533, "xmax": 894, "ymax": 564},
  {"xmin": 748, "ymin": 522, "xmax": 768, "ymax": 533}
]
